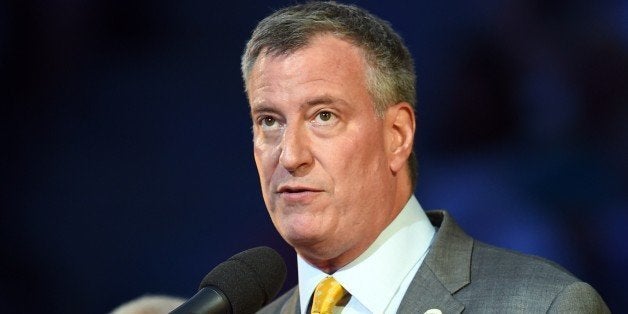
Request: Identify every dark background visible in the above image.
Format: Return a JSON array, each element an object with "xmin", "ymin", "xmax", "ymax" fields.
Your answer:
[{"xmin": 2, "ymin": 0, "xmax": 626, "ymax": 312}]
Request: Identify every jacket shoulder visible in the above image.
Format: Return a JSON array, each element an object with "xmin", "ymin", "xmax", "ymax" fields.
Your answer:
[
  {"xmin": 460, "ymin": 241, "xmax": 609, "ymax": 312},
  {"xmin": 425, "ymin": 210, "xmax": 608, "ymax": 312},
  {"xmin": 257, "ymin": 286, "xmax": 299, "ymax": 314},
  {"xmin": 471, "ymin": 240, "xmax": 577, "ymax": 284}
]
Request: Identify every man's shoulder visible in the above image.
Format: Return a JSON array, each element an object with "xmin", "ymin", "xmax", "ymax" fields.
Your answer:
[
  {"xmin": 257, "ymin": 286, "xmax": 299, "ymax": 314},
  {"xmin": 471, "ymin": 240, "xmax": 576, "ymax": 283},
  {"xmin": 426, "ymin": 209, "xmax": 580, "ymax": 285},
  {"xmin": 462, "ymin": 242, "xmax": 609, "ymax": 312},
  {"xmin": 422, "ymin": 210, "xmax": 609, "ymax": 312}
]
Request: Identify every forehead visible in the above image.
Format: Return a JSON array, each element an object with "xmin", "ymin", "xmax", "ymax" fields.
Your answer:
[{"xmin": 246, "ymin": 35, "xmax": 370, "ymax": 105}]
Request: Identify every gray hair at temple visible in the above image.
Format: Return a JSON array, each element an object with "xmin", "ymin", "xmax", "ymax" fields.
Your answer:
[{"xmin": 240, "ymin": 1, "xmax": 419, "ymax": 187}]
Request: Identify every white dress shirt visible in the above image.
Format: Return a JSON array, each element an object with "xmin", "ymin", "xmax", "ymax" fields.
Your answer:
[{"xmin": 297, "ymin": 195, "xmax": 436, "ymax": 313}]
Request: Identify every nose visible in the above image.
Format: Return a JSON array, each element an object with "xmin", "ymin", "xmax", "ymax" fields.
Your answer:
[{"xmin": 279, "ymin": 123, "xmax": 313, "ymax": 174}]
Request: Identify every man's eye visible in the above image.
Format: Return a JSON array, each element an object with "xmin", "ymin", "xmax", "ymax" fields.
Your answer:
[
  {"xmin": 258, "ymin": 116, "xmax": 282, "ymax": 130},
  {"xmin": 313, "ymin": 111, "xmax": 336, "ymax": 125},
  {"xmin": 319, "ymin": 112, "xmax": 332, "ymax": 121},
  {"xmin": 262, "ymin": 116, "xmax": 276, "ymax": 127}
]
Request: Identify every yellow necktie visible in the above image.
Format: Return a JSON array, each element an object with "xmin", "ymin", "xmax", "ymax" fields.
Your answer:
[{"xmin": 311, "ymin": 276, "xmax": 346, "ymax": 314}]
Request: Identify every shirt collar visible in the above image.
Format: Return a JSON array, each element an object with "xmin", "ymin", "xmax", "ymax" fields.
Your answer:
[{"xmin": 297, "ymin": 195, "xmax": 435, "ymax": 313}]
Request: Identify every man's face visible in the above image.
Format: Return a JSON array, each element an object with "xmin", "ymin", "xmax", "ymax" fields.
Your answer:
[{"xmin": 247, "ymin": 35, "xmax": 400, "ymax": 269}]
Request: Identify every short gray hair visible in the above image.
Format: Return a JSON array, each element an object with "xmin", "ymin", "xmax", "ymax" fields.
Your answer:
[
  {"xmin": 241, "ymin": 1, "xmax": 418, "ymax": 188},
  {"xmin": 241, "ymin": 1, "xmax": 416, "ymax": 115}
]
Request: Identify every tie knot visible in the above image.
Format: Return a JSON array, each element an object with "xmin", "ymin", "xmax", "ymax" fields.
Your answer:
[{"xmin": 311, "ymin": 276, "xmax": 346, "ymax": 314}]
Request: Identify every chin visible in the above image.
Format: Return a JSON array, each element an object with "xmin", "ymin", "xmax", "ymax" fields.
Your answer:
[{"xmin": 281, "ymin": 226, "xmax": 322, "ymax": 246}]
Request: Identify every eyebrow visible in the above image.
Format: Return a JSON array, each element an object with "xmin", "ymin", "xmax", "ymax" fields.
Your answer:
[
  {"xmin": 304, "ymin": 95, "xmax": 336, "ymax": 107},
  {"xmin": 250, "ymin": 94, "xmax": 347, "ymax": 115},
  {"xmin": 250, "ymin": 105, "xmax": 278, "ymax": 118}
]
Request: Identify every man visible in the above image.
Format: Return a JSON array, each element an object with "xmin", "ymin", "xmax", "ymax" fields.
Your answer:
[{"xmin": 241, "ymin": 2, "xmax": 609, "ymax": 313}]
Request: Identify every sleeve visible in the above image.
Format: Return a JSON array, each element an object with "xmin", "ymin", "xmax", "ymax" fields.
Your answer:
[{"xmin": 548, "ymin": 281, "xmax": 610, "ymax": 313}]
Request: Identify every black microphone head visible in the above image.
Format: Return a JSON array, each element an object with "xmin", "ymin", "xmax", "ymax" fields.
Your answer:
[{"xmin": 199, "ymin": 246, "xmax": 287, "ymax": 314}]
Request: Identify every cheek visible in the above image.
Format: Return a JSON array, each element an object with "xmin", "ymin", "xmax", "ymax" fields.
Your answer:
[
  {"xmin": 253, "ymin": 146, "xmax": 272, "ymax": 192},
  {"xmin": 341, "ymin": 127, "xmax": 385, "ymax": 163},
  {"xmin": 252, "ymin": 147, "xmax": 265, "ymax": 173},
  {"xmin": 253, "ymin": 138, "xmax": 276, "ymax": 173},
  {"xmin": 332, "ymin": 132, "xmax": 387, "ymax": 192},
  {"xmin": 254, "ymin": 148, "xmax": 276, "ymax": 214},
  {"xmin": 253, "ymin": 141, "xmax": 283, "ymax": 204}
]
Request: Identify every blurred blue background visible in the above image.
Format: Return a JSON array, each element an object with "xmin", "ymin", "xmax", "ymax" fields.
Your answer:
[{"xmin": 1, "ymin": 0, "xmax": 626, "ymax": 312}]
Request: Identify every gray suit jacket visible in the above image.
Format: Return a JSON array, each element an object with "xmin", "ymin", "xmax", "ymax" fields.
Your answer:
[{"xmin": 259, "ymin": 210, "xmax": 610, "ymax": 313}]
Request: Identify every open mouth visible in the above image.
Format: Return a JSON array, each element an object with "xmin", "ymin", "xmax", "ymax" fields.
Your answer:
[
  {"xmin": 276, "ymin": 185, "xmax": 323, "ymax": 202},
  {"xmin": 279, "ymin": 187, "xmax": 313, "ymax": 193}
]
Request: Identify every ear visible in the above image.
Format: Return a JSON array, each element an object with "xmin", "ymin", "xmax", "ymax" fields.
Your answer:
[{"xmin": 384, "ymin": 102, "xmax": 415, "ymax": 174}]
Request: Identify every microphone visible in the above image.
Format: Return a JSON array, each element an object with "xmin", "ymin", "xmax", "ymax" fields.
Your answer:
[{"xmin": 170, "ymin": 246, "xmax": 287, "ymax": 314}]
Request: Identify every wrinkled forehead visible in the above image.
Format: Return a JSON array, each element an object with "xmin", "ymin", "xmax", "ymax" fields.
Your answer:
[
  {"xmin": 244, "ymin": 32, "xmax": 369, "ymax": 80},
  {"xmin": 246, "ymin": 36, "xmax": 375, "ymax": 117},
  {"xmin": 248, "ymin": 35, "xmax": 368, "ymax": 87}
]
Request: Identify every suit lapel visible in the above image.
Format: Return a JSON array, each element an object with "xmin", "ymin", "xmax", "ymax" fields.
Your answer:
[
  {"xmin": 397, "ymin": 264, "xmax": 464, "ymax": 313},
  {"xmin": 398, "ymin": 210, "xmax": 473, "ymax": 313}
]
